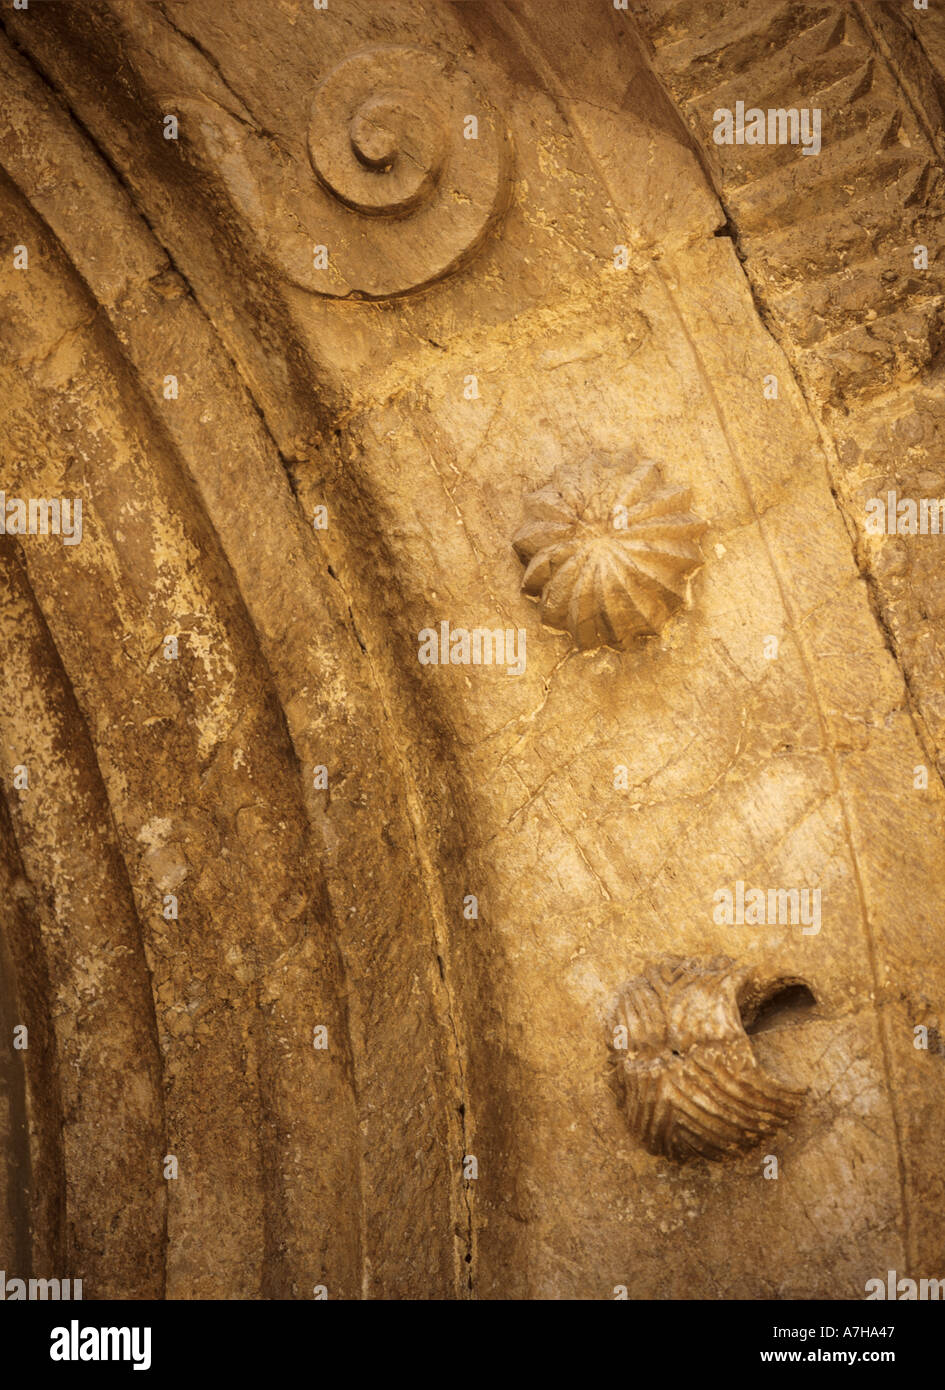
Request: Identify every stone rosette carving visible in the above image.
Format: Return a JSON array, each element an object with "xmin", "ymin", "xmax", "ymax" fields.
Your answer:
[
  {"xmin": 610, "ymin": 957, "xmax": 805, "ymax": 1162},
  {"xmin": 512, "ymin": 457, "xmax": 707, "ymax": 650}
]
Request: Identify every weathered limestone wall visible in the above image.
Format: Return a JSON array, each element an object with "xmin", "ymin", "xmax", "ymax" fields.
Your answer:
[{"xmin": 1, "ymin": 0, "xmax": 943, "ymax": 1299}]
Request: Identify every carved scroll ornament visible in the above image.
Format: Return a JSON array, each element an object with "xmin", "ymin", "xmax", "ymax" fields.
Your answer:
[{"xmin": 178, "ymin": 45, "xmax": 512, "ymax": 299}]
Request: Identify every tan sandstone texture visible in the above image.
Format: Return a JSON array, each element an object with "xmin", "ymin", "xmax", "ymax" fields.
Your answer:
[{"xmin": 0, "ymin": 0, "xmax": 943, "ymax": 1299}]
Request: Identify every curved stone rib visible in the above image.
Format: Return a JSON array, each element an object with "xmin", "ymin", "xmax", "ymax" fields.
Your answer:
[
  {"xmin": 0, "ymin": 169, "xmax": 362, "ymax": 1297},
  {"xmin": 0, "ymin": 23, "xmax": 474, "ymax": 1299},
  {"xmin": 0, "ymin": 538, "xmax": 167, "ymax": 1297},
  {"xmin": 0, "ymin": 790, "xmax": 65, "ymax": 1281}
]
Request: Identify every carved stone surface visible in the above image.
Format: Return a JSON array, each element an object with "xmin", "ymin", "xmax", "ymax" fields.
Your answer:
[
  {"xmin": 175, "ymin": 43, "xmax": 511, "ymax": 300},
  {"xmin": 2, "ymin": 0, "xmax": 945, "ymax": 1307},
  {"xmin": 633, "ymin": 0, "xmax": 945, "ymax": 777},
  {"xmin": 304, "ymin": 46, "xmax": 512, "ymax": 296},
  {"xmin": 611, "ymin": 957, "xmax": 805, "ymax": 1161},
  {"xmin": 513, "ymin": 459, "xmax": 706, "ymax": 649}
]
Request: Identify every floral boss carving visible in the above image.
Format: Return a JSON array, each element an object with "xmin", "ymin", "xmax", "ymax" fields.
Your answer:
[
  {"xmin": 176, "ymin": 46, "xmax": 511, "ymax": 298},
  {"xmin": 512, "ymin": 458, "xmax": 707, "ymax": 650},
  {"xmin": 610, "ymin": 957, "xmax": 806, "ymax": 1161}
]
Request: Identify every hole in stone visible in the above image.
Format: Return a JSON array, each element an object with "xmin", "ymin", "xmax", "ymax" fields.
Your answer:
[{"xmin": 742, "ymin": 982, "xmax": 817, "ymax": 1036}]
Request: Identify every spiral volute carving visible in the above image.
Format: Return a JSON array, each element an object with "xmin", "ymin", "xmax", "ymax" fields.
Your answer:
[
  {"xmin": 174, "ymin": 44, "xmax": 511, "ymax": 300},
  {"xmin": 305, "ymin": 46, "xmax": 512, "ymax": 296}
]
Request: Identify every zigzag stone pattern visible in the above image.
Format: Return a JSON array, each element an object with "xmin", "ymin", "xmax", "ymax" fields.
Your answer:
[
  {"xmin": 633, "ymin": 0, "xmax": 945, "ymax": 776},
  {"xmin": 611, "ymin": 957, "xmax": 805, "ymax": 1161},
  {"xmin": 634, "ymin": 0, "xmax": 945, "ymax": 408}
]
